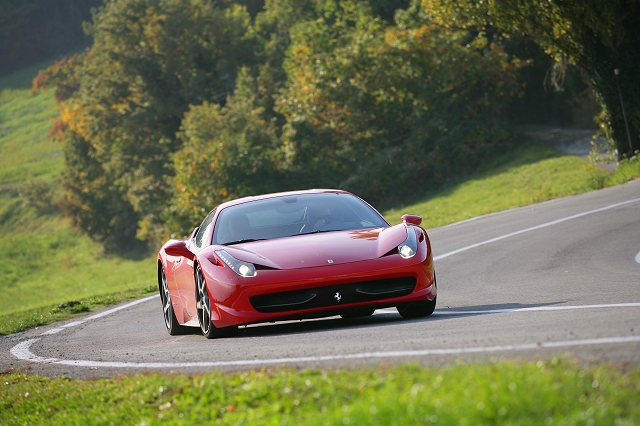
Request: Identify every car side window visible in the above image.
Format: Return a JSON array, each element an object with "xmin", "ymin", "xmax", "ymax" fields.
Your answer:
[{"xmin": 194, "ymin": 210, "xmax": 216, "ymax": 248}]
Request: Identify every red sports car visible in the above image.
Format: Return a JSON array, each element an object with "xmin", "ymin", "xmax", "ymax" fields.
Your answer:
[{"xmin": 157, "ymin": 189, "xmax": 436, "ymax": 338}]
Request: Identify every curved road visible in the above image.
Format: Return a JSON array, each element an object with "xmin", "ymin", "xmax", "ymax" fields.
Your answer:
[{"xmin": 2, "ymin": 180, "xmax": 639, "ymax": 378}]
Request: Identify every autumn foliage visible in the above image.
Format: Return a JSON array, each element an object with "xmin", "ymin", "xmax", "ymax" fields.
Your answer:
[{"xmin": 35, "ymin": 0, "xmax": 616, "ymax": 250}]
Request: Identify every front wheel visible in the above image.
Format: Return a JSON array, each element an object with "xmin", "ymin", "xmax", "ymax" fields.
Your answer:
[
  {"xmin": 195, "ymin": 265, "xmax": 238, "ymax": 339},
  {"xmin": 160, "ymin": 268, "xmax": 189, "ymax": 335},
  {"xmin": 397, "ymin": 296, "xmax": 437, "ymax": 319}
]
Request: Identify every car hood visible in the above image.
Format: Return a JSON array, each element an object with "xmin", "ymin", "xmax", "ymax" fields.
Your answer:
[{"xmin": 219, "ymin": 224, "xmax": 408, "ymax": 270}]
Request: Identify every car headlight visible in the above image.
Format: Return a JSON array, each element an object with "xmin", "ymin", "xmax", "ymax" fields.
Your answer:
[
  {"xmin": 215, "ymin": 250, "xmax": 257, "ymax": 277},
  {"xmin": 398, "ymin": 226, "xmax": 418, "ymax": 259}
]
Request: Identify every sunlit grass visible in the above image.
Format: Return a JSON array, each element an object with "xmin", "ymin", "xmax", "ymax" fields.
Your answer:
[
  {"xmin": 2, "ymin": 360, "xmax": 639, "ymax": 425},
  {"xmin": 0, "ymin": 63, "xmax": 157, "ymax": 331},
  {"xmin": 0, "ymin": 286, "xmax": 156, "ymax": 336},
  {"xmin": 384, "ymin": 141, "xmax": 639, "ymax": 227}
]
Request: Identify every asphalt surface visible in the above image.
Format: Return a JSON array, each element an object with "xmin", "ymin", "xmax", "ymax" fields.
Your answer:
[{"xmin": 2, "ymin": 180, "xmax": 639, "ymax": 378}]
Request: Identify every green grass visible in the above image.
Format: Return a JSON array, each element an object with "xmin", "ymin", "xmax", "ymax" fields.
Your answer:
[
  {"xmin": 0, "ymin": 63, "xmax": 157, "ymax": 335},
  {"xmin": 2, "ymin": 359, "xmax": 639, "ymax": 425},
  {"xmin": 384, "ymin": 141, "xmax": 640, "ymax": 227},
  {"xmin": 0, "ymin": 286, "xmax": 157, "ymax": 336},
  {"xmin": 0, "ymin": 73, "xmax": 61, "ymax": 184}
]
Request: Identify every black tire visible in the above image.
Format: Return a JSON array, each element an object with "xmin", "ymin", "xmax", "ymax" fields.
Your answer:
[
  {"xmin": 398, "ymin": 272, "xmax": 437, "ymax": 319},
  {"xmin": 397, "ymin": 296, "xmax": 437, "ymax": 319},
  {"xmin": 160, "ymin": 268, "xmax": 189, "ymax": 335},
  {"xmin": 195, "ymin": 265, "xmax": 238, "ymax": 339},
  {"xmin": 340, "ymin": 308, "xmax": 375, "ymax": 319}
]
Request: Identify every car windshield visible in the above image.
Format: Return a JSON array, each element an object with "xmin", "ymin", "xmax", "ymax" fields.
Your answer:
[{"xmin": 212, "ymin": 193, "xmax": 388, "ymax": 245}]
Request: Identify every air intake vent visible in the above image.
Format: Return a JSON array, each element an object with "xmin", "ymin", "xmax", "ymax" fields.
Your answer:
[{"xmin": 250, "ymin": 277, "xmax": 416, "ymax": 313}]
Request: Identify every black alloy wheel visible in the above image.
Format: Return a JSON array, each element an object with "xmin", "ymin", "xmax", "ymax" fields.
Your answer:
[
  {"xmin": 195, "ymin": 264, "xmax": 237, "ymax": 339},
  {"xmin": 160, "ymin": 268, "xmax": 188, "ymax": 335}
]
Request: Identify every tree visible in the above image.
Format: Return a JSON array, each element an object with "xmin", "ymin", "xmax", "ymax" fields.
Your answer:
[
  {"xmin": 170, "ymin": 67, "xmax": 284, "ymax": 235},
  {"xmin": 422, "ymin": 0, "xmax": 640, "ymax": 158},
  {"xmin": 277, "ymin": 2, "xmax": 522, "ymax": 204},
  {"xmin": 35, "ymin": 0, "xmax": 257, "ymax": 250}
]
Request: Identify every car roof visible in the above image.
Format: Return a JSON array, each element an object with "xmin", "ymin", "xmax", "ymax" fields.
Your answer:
[{"xmin": 214, "ymin": 189, "xmax": 354, "ymax": 212}]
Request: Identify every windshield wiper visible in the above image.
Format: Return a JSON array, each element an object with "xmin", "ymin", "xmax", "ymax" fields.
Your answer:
[
  {"xmin": 222, "ymin": 238, "xmax": 265, "ymax": 246},
  {"xmin": 297, "ymin": 229, "xmax": 339, "ymax": 236}
]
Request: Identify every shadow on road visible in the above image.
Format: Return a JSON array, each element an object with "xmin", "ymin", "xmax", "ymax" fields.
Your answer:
[
  {"xmin": 434, "ymin": 301, "xmax": 566, "ymax": 313},
  {"xmin": 233, "ymin": 312, "xmax": 403, "ymax": 339},
  {"xmin": 228, "ymin": 301, "xmax": 567, "ymax": 339}
]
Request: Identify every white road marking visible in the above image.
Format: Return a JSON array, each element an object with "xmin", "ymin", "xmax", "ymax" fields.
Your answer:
[
  {"xmin": 13, "ymin": 302, "xmax": 640, "ymax": 368},
  {"xmin": 39, "ymin": 295, "xmax": 159, "ymax": 334},
  {"xmin": 11, "ymin": 335, "xmax": 640, "ymax": 368},
  {"xmin": 61, "ymin": 321, "xmax": 85, "ymax": 328},
  {"xmin": 376, "ymin": 303, "xmax": 640, "ymax": 316},
  {"xmin": 78, "ymin": 295, "xmax": 158, "ymax": 323},
  {"xmin": 40, "ymin": 328, "xmax": 64, "ymax": 335},
  {"xmin": 434, "ymin": 197, "xmax": 640, "ymax": 260},
  {"xmin": 635, "ymin": 250, "xmax": 640, "ymax": 264},
  {"xmin": 432, "ymin": 302, "xmax": 640, "ymax": 315}
]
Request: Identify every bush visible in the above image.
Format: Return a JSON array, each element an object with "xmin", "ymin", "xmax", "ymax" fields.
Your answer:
[{"xmin": 19, "ymin": 173, "xmax": 58, "ymax": 215}]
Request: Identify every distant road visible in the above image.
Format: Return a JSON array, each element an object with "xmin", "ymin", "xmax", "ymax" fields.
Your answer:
[{"xmin": 2, "ymin": 180, "xmax": 639, "ymax": 378}]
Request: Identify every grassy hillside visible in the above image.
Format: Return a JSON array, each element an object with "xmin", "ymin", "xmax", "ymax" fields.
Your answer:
[
  {"xmin": 0, "ymin": 63, "xmax": 157, "ymax": 332},
  {"xmin": 0, "ymin": 63, "xmax": 639, "ymax": 335},
  {"xmin": 384, "ymin": 142, "xmax": 639, "ymax": 226}
]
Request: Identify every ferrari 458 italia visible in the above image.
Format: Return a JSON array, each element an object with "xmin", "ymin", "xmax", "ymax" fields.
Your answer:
[{"xmin": 157, "ymin": 189, "xmax": 436, "ymax": 338}]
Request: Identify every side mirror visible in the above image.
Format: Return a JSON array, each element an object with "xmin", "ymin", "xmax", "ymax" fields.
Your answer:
[
  {"xmin": 165, "ymin": 240, "xmax": 195, "ymax": 258},
  {"xmin": 401, "ymin": 214, "xmax": 422, "ymax": 226}
]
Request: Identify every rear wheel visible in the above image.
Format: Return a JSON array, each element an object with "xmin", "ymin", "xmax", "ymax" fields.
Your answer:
[
  {"xmin": 160, "ymin": 268, "xmax": 188, "ymax": 335},
  {"xmin": 195, "ymin": 265, "xmax": 238, "ymax": 339},
  {"xmin": 340, "ymin": 308, "xmax": 375, "ymax": 319}
]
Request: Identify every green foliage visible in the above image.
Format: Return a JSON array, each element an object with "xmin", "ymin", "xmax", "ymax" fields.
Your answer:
[
  {"xmin": 33, "ymin": 0, "xmax": 259, "ymax": 250},
  {"xmin": 505, "ymin": 38, "xmax": 600, "ymax": 128},
  {"xmin": 2, "ymin": 361, "xmax": 640, "ymax": 424},
  {"xmin": 278, "ymin": 2, "xmax": 522, "ymax": 205},
  {"xmin": 18, "ymin": 173, "xmax": 58, "ymax": 215},
  {"xmin": 170, "ymin": 67, "xmax": 285, "ymax": 234},
  {"xmin": 422, "ymin": 0, "xmax": 640, "ymax": 158},
  {"xmin": 33, "ymin": 0, "xmax": 632, "ymax": 247},
  {"xmin": 50, "ymin": 300, "xmax": 90, "ymax": 314},
  {"xmin": 606, "ymin": 150, "xmax": 640, "ymax": 186}
]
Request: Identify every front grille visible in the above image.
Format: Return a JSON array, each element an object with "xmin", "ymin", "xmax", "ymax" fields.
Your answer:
[{"xmin": 250, "ymin": 277, "xmax": 416, "ymax": 313}]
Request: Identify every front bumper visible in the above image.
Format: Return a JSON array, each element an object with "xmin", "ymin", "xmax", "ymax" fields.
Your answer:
[{"xmin": 203, "ymin": 248, "xmax": 435, "ymax": 328}]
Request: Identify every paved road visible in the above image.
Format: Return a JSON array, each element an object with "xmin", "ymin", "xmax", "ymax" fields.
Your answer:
[
  {"xmin": 517, "ymin": 125, "xmax": 616, "ymax": 171},
  {"xmin": 2, "ymin": 180, "xmax": 639, "ymax": 378}
]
